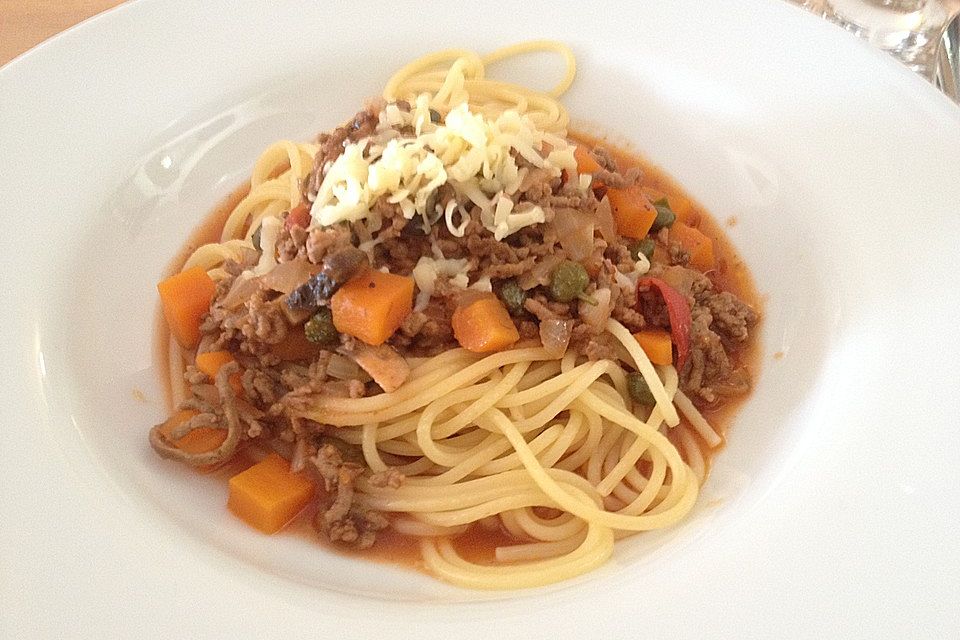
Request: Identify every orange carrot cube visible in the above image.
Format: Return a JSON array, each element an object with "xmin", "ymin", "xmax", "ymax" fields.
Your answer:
[
  {"xmin": 158, "ymin": 267, "xmax": 216, "ymax": 349},
  {"xmin": 331, "ymin": 269, "xmax": 414, "ymax": 346},
  {"xmin": 227, "ymin": 453, "xmax": 315, "ymax": 534}
]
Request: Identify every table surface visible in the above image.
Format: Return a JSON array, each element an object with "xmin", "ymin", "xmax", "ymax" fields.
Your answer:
[{"xmin": 0, "ymin": 0, "xmax": 125, "ymax": 67}]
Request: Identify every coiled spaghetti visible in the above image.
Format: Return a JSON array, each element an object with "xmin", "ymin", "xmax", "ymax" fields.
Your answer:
[
  {"xmin": 383, "ymin": 40, "xmax": 575, "ymax": 133},
  {"xmin": 295, "ymin": 318, "xmax": 703, "ymax": 588}
]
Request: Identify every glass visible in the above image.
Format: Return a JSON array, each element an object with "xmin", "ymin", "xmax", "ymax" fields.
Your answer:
[
  {"xmin": 941, "ymin": 14, "xmax": 960, "ymax": 96},
  {"xmin": 809, "ymin": 0, "xmax": 960, "ymax": 80}
]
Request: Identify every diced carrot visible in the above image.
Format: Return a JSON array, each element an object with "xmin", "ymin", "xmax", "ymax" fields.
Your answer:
[
  {"xmin": 640, "ymin": 187, "xmax": 666, "ymax": 204},
  {"xmin": 666, "ymin": 194, "xmax": 694, "ymax": 222},
  {"xmin": 331, "ymin": 269, "xmax": 414, "ymax": 346},
  {"xmin": 633, "ymin": 329, "xmax": 674, "ymax": 366},
  {"xmin": 574, "ymin": 145, "xmax": 602, "ymax": 175},
  {"xmin": 606, "ymin": 186, "xmax": 658, "ymax": 239},
  {"xmin": 195, "ymin": 350, "xmax": 243, "ymax": 396},
  {"xmin": 451, "ymin": 294, "xmax": 520, "ymax": 353},
  {"xmin": 227, "ymin": 453, "xmax": 316, "ymax": 534},
  {"xmin": 156, "ymin": 409, "xmax": 228, "ymax": 455},
  {"xmin": 270, "ymin": 328, "xmax": 322, "ymax": 361},
  {"xmin": 670, "ymin": 222, "xmax": 715, "ymax": 271},
  {"xmin": 195, "ymin": 350, "xmax": 233, "ymax": 378},
  {"xmin": 158, "ymin": 267, "xmax": 216, "ymax": 350}
]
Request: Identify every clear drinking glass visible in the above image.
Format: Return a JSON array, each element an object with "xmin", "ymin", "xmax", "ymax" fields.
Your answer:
[{"xmin": 816, "ymin": 0, "xmax": 960, "ymax": 79}]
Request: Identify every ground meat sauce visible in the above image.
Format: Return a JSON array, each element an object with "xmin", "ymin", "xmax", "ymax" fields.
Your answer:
[{"xmin": 155, "ymin": 105, "xmax": 760, "ymax": 561}]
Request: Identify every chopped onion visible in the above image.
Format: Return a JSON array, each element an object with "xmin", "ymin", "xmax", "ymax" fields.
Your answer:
[
  {"xmin": 340, "ymin": 343, "xmax": 410, "ymax": 392},
  {"xmin": 326, "ymin": 353, "xmax": 365, "ymax": 381},
  {"xmin": 614, "ymin": 269, "xmax": 636, "ymax": 295},
  {"xmin": 552, "ymin": 207, "xmax": 594, "ymax": 261},
  {"xmin": 580, "ymin": 287, "xmax": 612, "ymax": 330},
  {"xmin": 518, "ymin": 253, "xmax": 564, "ymax": 290},
  {"xmin": 220, "ymin": 274, "xmax": 260, "ymax": 310},
  {"xmin": 539, "ymin": 318, "xmax": 574, "ymax": 358},
  {"xmin": 260, "ymin": 259, "xmax": 321, "ymax": 294},
  {"xmin": 469, "ymin": 275, "xmax": 492, "ymax": 292},
  {"xmin": 633, "ymin": 252, "xmax": 651, "ymax": 276},
  {"xmin": 595, "ymin": 196, "xmax": 617, "ymax": 244},
  {"xmin": 251, "ymin": 216, "xmax": 282, "ymax": 276},
  {"xmin": 290, "ymin": 437, "xmax": 309, "ymax": 473}
]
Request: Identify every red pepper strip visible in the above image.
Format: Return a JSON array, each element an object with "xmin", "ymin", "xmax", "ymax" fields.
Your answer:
[
  {"xmin": 635, "ymin": 277, "xmax": 692, "ymax": 371},
  {"xmin": 284, "ymin": 202, "xmax": 311, "ymax": 230}
]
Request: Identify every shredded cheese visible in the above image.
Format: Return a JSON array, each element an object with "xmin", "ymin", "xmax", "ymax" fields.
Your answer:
[
  {"xmin": 412, "ymin": 256, "xmax": 471, "ymax": 311},
  {"xmin": 309, "ymin": 101, "xmax": 575, "ymax": 240}
]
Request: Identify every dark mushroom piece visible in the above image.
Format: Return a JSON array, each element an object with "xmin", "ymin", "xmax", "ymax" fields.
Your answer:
[{"xmin": 286, "ymin": 246, "xmax": 369, "ymax": 312}]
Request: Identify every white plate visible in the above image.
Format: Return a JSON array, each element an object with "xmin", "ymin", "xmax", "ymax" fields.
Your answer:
[{"xmin": 3, "ymin": 0, "xmax": 959, "ymax": 636}]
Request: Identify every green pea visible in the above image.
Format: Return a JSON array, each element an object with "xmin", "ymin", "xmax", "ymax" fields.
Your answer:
[
  {"xmin": 498, "ymin": 280, "xmax": 527, "ymax": 316},
  {"xmin": 549, "ymin": 261, "xmax": 590, "ymax": 303},
  {"xmin": 650, "ymin": 198, "xmax": 676, "ymax": 232},
  {"xmin": 304, "ymin": 307, "xmax": 339, "ymax": 345},
  {"xmin": 626, "ymin": 371, "xmax": 656, "ymax": 406},
  {"xmin": 628, "ymin": 238, "xmax": 656, "ymax": 262}
]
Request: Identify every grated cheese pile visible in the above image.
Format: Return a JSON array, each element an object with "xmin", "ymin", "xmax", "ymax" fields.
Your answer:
[{"xmin": 309, "ymin": 96, "xmax": 577, "ymax": 240}]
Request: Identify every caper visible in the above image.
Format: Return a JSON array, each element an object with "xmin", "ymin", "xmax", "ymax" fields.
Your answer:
[
  {"xmin": 628, "ymin": 238, "xmax": 656, "ymax": 262},
  {"xmin": 626, "ymin": 371, "xmax": 656, "ymax": 406},
  {"xmin": 549, "ymin": 261, "xmax": 590, "ymax": 303},
  {"xmin": 498, "ymin": 280, "xmax": 527, "ymax": 316},
  {"xmin": 304, "ymin": 307, "xmax": 339, "ymax": 345},
  {"xmin": 650, "ymin": 198, "xmax": 676, "ymax": 232}
]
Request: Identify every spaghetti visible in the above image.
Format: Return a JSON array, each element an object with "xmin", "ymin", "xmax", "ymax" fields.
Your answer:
[
  {"xmin": 307, "ymin": 318, "xmax": 699, "ymax": 588},
  {"xmin": 153, "ymin": 41, "xmax": 758, "ymax": 590}
]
